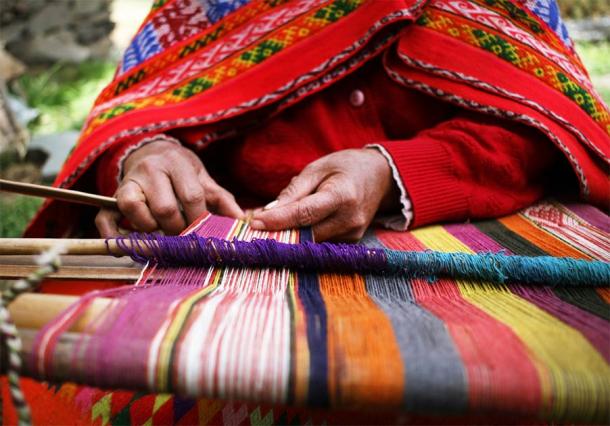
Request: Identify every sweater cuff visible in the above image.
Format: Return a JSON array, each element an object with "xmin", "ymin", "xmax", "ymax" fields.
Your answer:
[
  {"xmin": 366, "ymin": 144, "xmax": 413, "ymax": 230},
  {"xmin": 96, "ymin": 134, "xmax": 181, "ymax": 197},
  {"xmin": 376, "ymin": 138, "xmax": 469, "ymax": 228}
]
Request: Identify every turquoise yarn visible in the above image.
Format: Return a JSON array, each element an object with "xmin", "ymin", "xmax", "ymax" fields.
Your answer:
[{"xmin": 385, "ymin": 250, "xmax": 610, "ymax": 286}]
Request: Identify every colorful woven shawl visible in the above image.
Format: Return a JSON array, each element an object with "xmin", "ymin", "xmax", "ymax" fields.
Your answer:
[
  {"xmin": 26, "ymin": 0, "xmax": 610, "ymax": 236},
  {"xmin": 25, "ymin": 200, "xmax": 610, "ymax": 423}
]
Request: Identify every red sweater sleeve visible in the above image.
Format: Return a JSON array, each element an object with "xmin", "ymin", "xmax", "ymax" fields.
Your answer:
[{"xmin": 377, "ymin": 112, "xmax": 559, "ymax": 228}]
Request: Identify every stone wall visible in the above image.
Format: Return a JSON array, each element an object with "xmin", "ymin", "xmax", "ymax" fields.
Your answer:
[{"xmin": 0, "ymin": 0, "xmax": 115, "ymax": 64}]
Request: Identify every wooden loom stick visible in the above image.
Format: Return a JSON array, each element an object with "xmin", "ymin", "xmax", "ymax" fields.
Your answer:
[
  {"xmin": 15, "ymin": 329, "xmax": 88, "ymax": 380},
  {"xmin": 5, "ymin": 294, "xmax": 110, "ymax": 378},
  {"xmin": 0, "ymin": 178, "xmax": 118, "ymax": 209},
  {"xmin": 0, "ymin": 254, "xmax": 136, "ymax": 267},
  {"xmin": 16, "ymin": 329, "xmax": 86, "ymax": 379},
  {"xmin": 0, "ymin": 264, "xmax": 141, "ymax": 280},
  {"xmin": 0, "ymin": 238, "xmax": 125, "ymax": 256},
  {"xmin": 0, "ymin": 254, "xmax": 142, "ymax": 280},
  {"xmin": 8, "ymin": 293, "xmax": 108, "ymax": 331}
]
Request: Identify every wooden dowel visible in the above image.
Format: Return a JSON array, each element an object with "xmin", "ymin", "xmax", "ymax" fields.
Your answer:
[
  {"xmin": 0, "ymin": 178, "xmax": 118, "ymax": 209},
  {"xmin": 5, "ymin": 294, "xmax": 112, "ymax": 379},
  {"xmin": 0, "ymin": 264, "xmax": 141, "ymax": 280},
  {"xmin": 16, "ymin": 329, "xmax": 90, "ymax": 380},
  {"xmin": 7, "ymin": 295, "xmax": 113, "ymax": 378},
  {"xmin": 0, "ymin": 255, "xmax": 141, "ymax": 279},
  {"xmin": 0, "ymin": 238, "xmax": 125, "ymax": 256},
  {"xmin": 8, "ymin": 293, "xmax": 110, "ymax": 331},
  {"xmin": 0, "ymin": 254, "xmax": 137, "ymax": 268}
]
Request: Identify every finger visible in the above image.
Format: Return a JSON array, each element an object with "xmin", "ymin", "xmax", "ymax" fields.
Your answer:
[
  {"xmin": 170, "ymin": 165, "xmax": 207, "ymax": 224},
  {"xmin": 274, "ymin": 166, "xmax": 323, "ymax": 207},
  {"xmin": 116, "ymin": 180, "xmax": 159, "ymax": 232},
  {"xmin": 141, "ymin": 173, "xmax": 186, "ymax": 235},
  {"xmin": 206, "ymin": 183, "xmax": 245, "ymax": 218},
  {"xmin": 251, "ymin": 191, "xmax": 339, "ymax": 230},
  {"xmin": 95, "ymin": 208, "xmax": 122, "ymax": 238}
]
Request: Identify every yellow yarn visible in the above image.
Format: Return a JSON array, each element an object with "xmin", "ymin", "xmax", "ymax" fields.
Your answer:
[{"xmin": 413, "ymin": 225, "xmax": 610, "ymax": 421}]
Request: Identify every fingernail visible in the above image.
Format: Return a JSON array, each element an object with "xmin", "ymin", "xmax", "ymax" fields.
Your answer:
[
  {"xmin": 250, "ymin": 220, "xmax": 265, "ymax": 229},
  {"xmin": 264, "ymin": 200, "xmax": 278, "ymax": 210}
]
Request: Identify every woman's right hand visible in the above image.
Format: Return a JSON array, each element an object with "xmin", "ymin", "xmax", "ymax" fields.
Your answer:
[{"xmin": 95, "ymin": 140, "xmax": 244, "ymax": 237}]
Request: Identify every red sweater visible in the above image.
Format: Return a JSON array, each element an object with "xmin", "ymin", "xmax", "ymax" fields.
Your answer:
[{"xmin": 97, "ymin": 55, "xmax": 559, "ymax": 228}]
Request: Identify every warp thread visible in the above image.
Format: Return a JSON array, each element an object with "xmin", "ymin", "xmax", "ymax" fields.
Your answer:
[{"xmin": 112, "ymin": 234, "xmax": 610, "ymax": 286}]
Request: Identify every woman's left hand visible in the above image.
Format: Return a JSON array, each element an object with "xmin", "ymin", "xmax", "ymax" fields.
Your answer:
[{"xmin": 250, "ymin": 148, "xmax": 398, "ymax": 242}]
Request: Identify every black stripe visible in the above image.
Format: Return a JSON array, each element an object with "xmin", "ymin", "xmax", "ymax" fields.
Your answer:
[
  {"xmin": 476, "ymin": 220, "xmax": 610, "ymax": 321},
  {"xmin": 553, "ymin": 287, "xmax": 610, "ymax": 321},
  {"xmin": 297, "ymin": 227, "xmax": 330, "ymax": 407},
  {"xmin": 475, "ymin": 220, "xmax": 546, "ymax": 256}
]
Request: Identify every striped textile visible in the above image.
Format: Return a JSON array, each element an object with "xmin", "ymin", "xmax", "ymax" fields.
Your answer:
[{"xmin": 29, "ymin": 200, "xmax": 610, "ymax": 423}]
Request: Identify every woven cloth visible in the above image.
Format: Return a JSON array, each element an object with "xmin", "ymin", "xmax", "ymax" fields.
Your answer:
[
  {"xmin": 26, "ymin": 200, "xmax": 610, "ymax": 424},
  {"xmin": 26, "ymin": 0, "xmax": 610, "ymax": 237}
]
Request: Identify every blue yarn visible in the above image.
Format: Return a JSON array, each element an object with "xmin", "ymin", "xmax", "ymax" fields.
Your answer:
[{"xmin": 384, "ymin": 250, "xmax": 610, "ymax": 287}]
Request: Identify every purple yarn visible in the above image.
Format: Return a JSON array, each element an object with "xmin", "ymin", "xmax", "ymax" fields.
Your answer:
[{"xmin": 115, "ymin": 233, "xmax": 388, "ymax": 273}]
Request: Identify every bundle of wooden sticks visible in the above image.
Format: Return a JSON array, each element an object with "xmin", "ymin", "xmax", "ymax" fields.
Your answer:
[
  {"xmin": 0, "ymin": 178, "xmax": 139, "ymax": 281},
  {"xmin": 0, "ymin": 179, "xmax": 141, "ymax": 357}
]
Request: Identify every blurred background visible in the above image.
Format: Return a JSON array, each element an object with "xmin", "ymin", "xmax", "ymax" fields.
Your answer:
[
  {"xmin": 0, "ymin": 0, "xmax": 609, "ymax": 237},
  {"xmin": 0, "ymin": 0, "xmax": 151, "ymax": 236}
]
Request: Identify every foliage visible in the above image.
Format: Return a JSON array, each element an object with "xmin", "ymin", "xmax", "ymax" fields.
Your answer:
[
  {"xmin": 0, "ymin": 195, "xmax": 43, "ymax": 237},
  {"xmin": 576, "ymin": 42, "xmax": 610, "ymax": 75},
  {"xmin": 575, "ymin": 42, "xmax": 610, "ymax": 105},
  {"xmin": 560, "ymin": 0, "xmax": 610, "ymax": 19},
  {"xmin": 11, "ymin": 60, "xmax": 116, "ymax": 135}
]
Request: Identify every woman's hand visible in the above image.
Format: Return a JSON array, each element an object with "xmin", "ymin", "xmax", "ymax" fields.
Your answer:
[
  {"xmin": 250, "ymin": 148, "xmax": 398, "ymax": 242},
  {"xmin": 95, "ymin": 140, "xmax": 243, "ymax": 237}
]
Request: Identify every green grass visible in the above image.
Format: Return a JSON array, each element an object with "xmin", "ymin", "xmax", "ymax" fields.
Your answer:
[
  {"xmin": 12, "ymin": 60, "xmax": 116, "ymax": 135},
  {"xmin": 575, "ymin": 42, "xmax": 610, "ymax": 104},
  {"xmin": 0, "ymin": 195, "xmax": 43, "ymax": 237},
  {"xmin": 2, "ymin": 61, "xmax": 115, "ymax": 236},
  {"xmin": 577, "ymin": 42, "xmax": 610, "ymax": 76},
  {"xmin": 1, "ymin": 61, "xmax": 114, "ymax": 236}
]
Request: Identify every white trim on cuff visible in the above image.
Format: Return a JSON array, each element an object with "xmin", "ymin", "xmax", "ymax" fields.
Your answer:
[{"xmin": 366, "ymin": 144, "xmax": 413, "ymax": 231}]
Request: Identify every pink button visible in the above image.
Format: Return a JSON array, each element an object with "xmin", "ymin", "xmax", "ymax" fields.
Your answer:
[{"xmin": 350, "ymin": 89, "xmax": 365, "ymax": 107}]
